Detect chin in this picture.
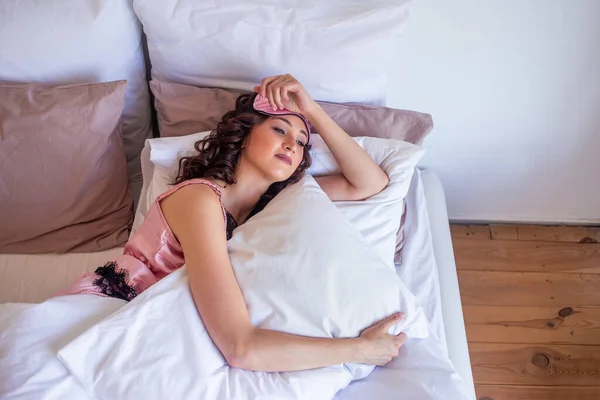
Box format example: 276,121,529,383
260,161,296,183
262,168,294,183
271,172,294,183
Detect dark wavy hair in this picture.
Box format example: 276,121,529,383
173,92,312,220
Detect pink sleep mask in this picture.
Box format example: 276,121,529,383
253,94,311,143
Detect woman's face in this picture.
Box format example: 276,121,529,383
242,115,308,182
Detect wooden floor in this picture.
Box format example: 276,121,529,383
451,224,600,400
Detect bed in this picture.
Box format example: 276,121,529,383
0,169,476,400
0,0,476,397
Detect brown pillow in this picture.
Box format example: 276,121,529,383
0,81,133,254
149,80,433,144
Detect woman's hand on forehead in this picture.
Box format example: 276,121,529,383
253,74,318,116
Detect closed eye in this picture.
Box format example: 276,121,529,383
274,126,305,147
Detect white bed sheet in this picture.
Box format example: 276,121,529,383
0,170,475,400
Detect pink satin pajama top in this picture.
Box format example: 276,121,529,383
56,179,238,301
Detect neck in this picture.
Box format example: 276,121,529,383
219,162,272,224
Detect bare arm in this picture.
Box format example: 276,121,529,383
307,105,389,201
161,185,405,372
255,74,390,201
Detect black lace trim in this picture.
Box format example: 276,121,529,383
93,262,138,302
226,212,238,240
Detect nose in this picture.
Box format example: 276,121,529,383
283,137,296,152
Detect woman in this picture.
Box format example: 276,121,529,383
59,74,407,372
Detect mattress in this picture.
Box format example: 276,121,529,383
0,169,475,399
421,169,475,398
0,247,124,303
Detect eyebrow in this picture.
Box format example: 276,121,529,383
273,117,308,139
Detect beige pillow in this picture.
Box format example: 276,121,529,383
149,80,433,144
0,81,133,254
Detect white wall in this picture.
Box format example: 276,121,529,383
387,0,600,224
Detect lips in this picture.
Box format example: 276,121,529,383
275,154,292,165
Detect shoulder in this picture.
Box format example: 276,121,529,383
160,182,227,243
165,182,223,208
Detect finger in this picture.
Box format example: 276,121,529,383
266,76,286,110
260,76,279,94
380,312,404,330
267,83,277,110
287,83,306,108
279,83,290,102
286,82,302,95
396,332,408,345
283,82,303,103
278,87,287,110
282,74,303,95
260,76,279,100
278,83,290,110
284,73,299,90
253,85,261,93
277,84,289,106
270,76,289,110
272,84,284,110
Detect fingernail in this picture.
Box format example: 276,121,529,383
272,105,277,111
397,312,405,318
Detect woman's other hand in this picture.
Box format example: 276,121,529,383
254,74,318,115
356,312,407,366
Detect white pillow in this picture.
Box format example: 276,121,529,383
58,175,428,400
0,0,152,196
133,0,415,105
308,134,425,267
132,131,425,268
131,132,211,234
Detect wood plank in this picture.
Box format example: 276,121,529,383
517,225,600,243
490,224,518,240
475,384,600,400
463,305,600,345
451,224,491,240
453,238,600,274
469,343,600,386
457,271,600,307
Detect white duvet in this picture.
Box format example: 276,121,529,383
0,173,471,400
0,295,125,400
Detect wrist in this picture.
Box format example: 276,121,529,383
347,337,366,364
302,101,323,120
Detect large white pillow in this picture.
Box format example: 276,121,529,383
0,0,152,201
132,132,425,267
308,134,425,267
58,175,428,400
133,0,415,105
